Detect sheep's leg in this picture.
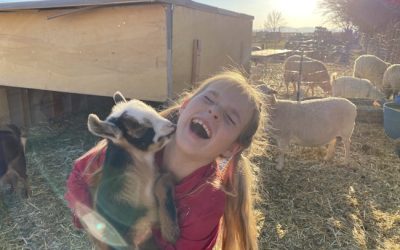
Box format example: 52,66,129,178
324,138,337,161
343,137,351,164
276,140,289,170
154,173,180,243
292,81,297,95
285,82,290,95
305,85,310,96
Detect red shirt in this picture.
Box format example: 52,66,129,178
64,146,226,250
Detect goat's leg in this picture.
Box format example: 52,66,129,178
3,170,18,194
21,177,31,198
154,173,180,243
7,155,30,197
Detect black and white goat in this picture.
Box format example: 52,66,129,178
84,92,179,249
0,124,30,198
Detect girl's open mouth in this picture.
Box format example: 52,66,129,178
190,119,211,139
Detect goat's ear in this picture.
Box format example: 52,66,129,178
87,114,121,140
113,91,127,104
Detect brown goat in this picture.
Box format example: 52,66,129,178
0,124,30,198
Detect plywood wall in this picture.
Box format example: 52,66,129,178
0,4,168,101
171,6,253,96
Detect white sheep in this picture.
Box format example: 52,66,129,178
283,55,331,96
266,96,357,170
382,64,400,98
331,73,386,101
353,54,390,89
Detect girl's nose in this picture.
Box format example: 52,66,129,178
208,109,219,119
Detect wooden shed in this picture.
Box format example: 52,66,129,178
0,0,253,125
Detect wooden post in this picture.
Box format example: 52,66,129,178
21,89,32,127
191,39,201,85
297,50,304,102
0,87,11,124
52,92,64,118
6,88,25,127
64,93,73,114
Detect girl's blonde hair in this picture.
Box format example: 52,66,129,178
161,69,267,250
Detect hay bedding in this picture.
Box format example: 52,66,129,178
253,61,399,249
0,114,98,250
0,62,398,249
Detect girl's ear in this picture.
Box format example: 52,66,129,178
221,142,242,159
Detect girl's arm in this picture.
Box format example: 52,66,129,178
153,188,225,250
64,148,105,229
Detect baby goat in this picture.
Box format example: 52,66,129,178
0,124,30,198
84,92,179,249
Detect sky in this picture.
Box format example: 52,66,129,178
196,0,327,30
0,0,328,30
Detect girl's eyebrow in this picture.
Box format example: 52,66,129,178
208,90,219,97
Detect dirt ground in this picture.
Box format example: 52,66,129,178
0,61,399,250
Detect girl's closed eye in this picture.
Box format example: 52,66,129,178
204,95,215,104
223,112,236,125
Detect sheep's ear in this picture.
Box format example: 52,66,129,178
271,94,277,105
87,114,121,140
113,91,127,104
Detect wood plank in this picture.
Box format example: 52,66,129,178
0,4,168,101
172,6,252,96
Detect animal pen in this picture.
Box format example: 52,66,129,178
0,0,253,127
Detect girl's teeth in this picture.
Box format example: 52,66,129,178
193,119,210,137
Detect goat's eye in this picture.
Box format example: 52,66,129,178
128,127,148,138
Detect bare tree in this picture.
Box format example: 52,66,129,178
264,10,286,32
319,0,400,34
319,0,354,32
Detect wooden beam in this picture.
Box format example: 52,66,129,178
191,39,201,85
0,87,11,124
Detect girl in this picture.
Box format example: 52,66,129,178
65,69,267,250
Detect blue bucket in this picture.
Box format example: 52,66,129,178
383,102,400,139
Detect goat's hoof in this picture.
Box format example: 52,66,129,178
161,225,180,244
